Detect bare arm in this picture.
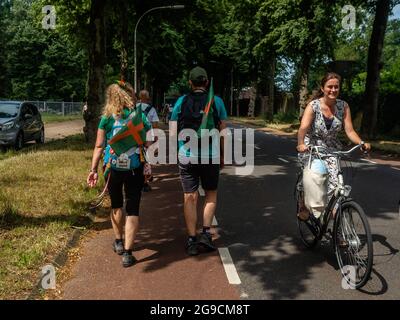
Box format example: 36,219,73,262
297,103,314,152
87,129,106,187
151,121,159,129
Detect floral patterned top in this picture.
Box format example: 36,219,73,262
304,98,346,151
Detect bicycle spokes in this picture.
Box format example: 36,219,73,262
335,203,373,289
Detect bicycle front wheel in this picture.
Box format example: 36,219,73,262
333,200,373,289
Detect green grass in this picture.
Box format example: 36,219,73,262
41,112,82,124
0,134,102,299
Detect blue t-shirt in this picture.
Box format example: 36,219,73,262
170,94,228,160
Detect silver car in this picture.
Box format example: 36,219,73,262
0,101,45,150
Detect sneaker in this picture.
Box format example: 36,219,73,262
122,251,136,268
113,241,124,255
143,183,152,192
185,238,199,256
198,232,216,251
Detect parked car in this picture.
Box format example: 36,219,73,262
0,101,45,150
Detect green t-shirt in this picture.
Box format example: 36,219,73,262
98,107,151,141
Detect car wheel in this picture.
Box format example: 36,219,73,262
36,128,45,144
14,132,24,150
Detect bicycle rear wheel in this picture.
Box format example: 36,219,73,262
333,200,373,289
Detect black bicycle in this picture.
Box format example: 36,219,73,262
295,143,373,289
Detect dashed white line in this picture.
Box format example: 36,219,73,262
393,167,400,171
218,248,241,285
360,159,377,164
212,216,218,226
198,185,205,196
278,157,289,163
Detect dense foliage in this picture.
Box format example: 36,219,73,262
0,0,399,138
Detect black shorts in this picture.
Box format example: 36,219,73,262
107,168,144,216
178,162,220,193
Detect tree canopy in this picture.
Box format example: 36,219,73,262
1,0,399,139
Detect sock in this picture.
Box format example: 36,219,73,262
115,239,123,244
202,226,211,234
124,249,132,255
189,236,197,242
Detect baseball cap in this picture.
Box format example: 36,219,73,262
189,66,208,81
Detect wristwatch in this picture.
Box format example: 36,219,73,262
89,169,97,174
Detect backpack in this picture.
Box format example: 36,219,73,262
140,103,153,117
177,91,221,133
103,113,142,175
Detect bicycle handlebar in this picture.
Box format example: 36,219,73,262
307,142,365,158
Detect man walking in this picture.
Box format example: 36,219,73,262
137,90,159,129
170,66,227,256
137,90,159,192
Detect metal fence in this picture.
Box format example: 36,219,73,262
26,101,84,115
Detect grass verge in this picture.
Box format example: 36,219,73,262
41,113,82,124
0,134,103,299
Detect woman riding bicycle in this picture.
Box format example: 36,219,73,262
297,72,371,221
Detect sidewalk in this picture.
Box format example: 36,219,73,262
45,119,84,142
61,163,240,300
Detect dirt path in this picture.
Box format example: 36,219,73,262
45,119,84,142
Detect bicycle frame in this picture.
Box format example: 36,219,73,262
301,144,363,240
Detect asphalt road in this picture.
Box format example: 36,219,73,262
217,123,400,299
59,120,399,300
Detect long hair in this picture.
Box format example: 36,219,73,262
307,72,342,104
102,83,136,118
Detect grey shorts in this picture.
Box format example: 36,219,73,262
178,162,220,193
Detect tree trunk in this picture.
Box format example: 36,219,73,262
236,78,240,117
119,0,128,82
298,54,310,118
361,0,391,139
83,0,106,144
264,57,275,121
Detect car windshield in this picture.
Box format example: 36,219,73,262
0,103,19,118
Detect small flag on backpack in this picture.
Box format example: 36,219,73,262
108,106,146,156
197,77,215,138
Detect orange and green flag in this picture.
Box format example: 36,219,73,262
197,78,215,137
108,107,146,156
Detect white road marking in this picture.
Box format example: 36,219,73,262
393,167,400,171
240,292,249,299
278,157,289,163
212,216,218,226
218,248,241,285
254,146,261,150
360,158,377,164
198,185,205,196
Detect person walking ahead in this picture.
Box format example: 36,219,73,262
87,82,151,267
137,90,159,192
170,66,228,256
